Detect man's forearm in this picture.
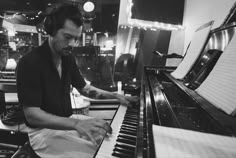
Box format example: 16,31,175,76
81,84,139,106
24,107,77,130
81,84,122,99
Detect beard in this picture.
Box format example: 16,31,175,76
61,46,73,56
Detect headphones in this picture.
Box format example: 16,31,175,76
43,9,57,36
43,5,83,36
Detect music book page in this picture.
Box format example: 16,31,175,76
171,21,213,79
196,33,236,116
153,125,236,158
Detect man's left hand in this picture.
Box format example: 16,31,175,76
116,94,139,107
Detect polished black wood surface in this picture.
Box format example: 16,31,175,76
184,23,236,89
144,66,236,136
138,65,236,158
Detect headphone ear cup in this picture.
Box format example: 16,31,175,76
44,15,54,35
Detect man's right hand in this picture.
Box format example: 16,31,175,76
74,118,112,146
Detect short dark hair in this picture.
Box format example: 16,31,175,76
44,4,83,35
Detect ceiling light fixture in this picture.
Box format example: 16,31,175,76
83,1,95,13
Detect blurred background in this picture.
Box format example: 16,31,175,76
0,0,186,92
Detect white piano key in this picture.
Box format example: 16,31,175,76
95,105,127,158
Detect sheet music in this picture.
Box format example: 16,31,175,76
153,125,236,158
171,21,213,79
196,33,236,116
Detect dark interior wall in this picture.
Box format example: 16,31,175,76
135,29,159,79
131,0,185,25
93,4,119,33
135,29,171,79
0,13,3,26
151,30,171,66
140,30,160,66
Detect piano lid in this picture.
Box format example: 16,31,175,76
221,1,236,26
183,22,236,89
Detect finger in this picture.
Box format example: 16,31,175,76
122,100,130,106
91,126,106,136
103,122,112,134
81,135,89,140
86,131,98,146
93,119,112,133
130,97,139,103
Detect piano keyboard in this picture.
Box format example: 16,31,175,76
95,105,139,158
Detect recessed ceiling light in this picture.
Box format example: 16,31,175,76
83,1,95,13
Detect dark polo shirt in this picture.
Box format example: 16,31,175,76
16,41,86,127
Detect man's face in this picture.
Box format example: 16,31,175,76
51,19,82,56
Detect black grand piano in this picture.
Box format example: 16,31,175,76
1,6,236,158
0,21,235,158
94,20,236,158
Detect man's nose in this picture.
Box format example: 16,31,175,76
68,38,78,47
68,39,76,47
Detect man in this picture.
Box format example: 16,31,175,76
16,4,138,158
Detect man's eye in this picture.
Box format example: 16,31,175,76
65,37,71,40
64,35,73,40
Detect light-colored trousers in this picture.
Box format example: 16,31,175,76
27,114,99,158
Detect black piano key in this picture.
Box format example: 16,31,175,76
119,133,137,139
125,113,138,117
115,143,135,151
124,118,138,122
116,137,136,146
118,134,136,142
120,125,137,131
123,118,138,123
113,147,135,155
120,127,137,134
124,117,138,120
124,117,138,121
121,124,137,129
112,150,134,158
127,108,139,113
126,111,138,114
121,125,137,130
124,115,138,119
119,129,137,136
122,121,138,126
125,114,138,118
120,126,137,133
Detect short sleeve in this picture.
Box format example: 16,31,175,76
16,59,42,107
70,56,86,89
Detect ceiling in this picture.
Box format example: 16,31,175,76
0,0,120,33
0,0,61,14
0,0,119,14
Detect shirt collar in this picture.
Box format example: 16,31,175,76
40,40,56,67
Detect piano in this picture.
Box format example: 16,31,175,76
1,10,236,158
94,23,236,158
